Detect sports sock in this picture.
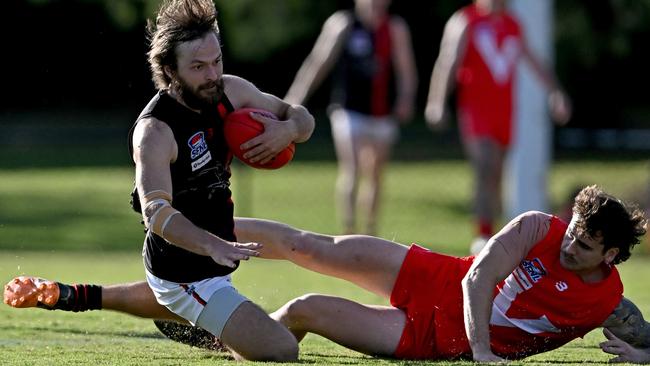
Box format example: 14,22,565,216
478,220,493,238
47,283,103,312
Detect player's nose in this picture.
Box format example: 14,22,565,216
205,64,220,81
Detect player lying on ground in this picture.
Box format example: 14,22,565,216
5,185,650,362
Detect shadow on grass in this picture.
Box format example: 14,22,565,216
0,323,164,340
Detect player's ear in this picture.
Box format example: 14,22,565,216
604,247,619,265
164,66,175,82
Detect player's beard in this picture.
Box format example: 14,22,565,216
175,77,224,112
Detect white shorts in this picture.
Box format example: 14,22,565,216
145,270,248,338
329,108,399,145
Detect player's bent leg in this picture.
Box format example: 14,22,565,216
331,108,361,234
236,218,408,298
218,301,298,361
272,293,405,357
358,136,393,236
147,271,296,361
465,137,505,253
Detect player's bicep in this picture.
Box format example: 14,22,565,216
132,119,175,199
478,211,552,280
310,11,350,65
438,11,469,67
603,297,650,348
469,241,518,284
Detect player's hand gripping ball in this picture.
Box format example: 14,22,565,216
224,108,295,169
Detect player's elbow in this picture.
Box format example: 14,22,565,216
462,269,481,293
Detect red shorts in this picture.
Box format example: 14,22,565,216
458,107,512,147
390,245,473,359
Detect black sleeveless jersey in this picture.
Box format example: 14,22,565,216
331,13,395,116
129,90,237,283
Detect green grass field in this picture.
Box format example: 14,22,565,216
1,159,649,365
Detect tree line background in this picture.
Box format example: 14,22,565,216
4,0,650,129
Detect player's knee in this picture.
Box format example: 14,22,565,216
282,293,323,326
248,336,298,362
238,342,298,362
271,339,299,362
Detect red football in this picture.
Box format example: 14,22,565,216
224,108,295,169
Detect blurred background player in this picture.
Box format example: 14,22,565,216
285,0,417,235
425,0,571,253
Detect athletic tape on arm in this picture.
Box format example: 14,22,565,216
141,190,180,237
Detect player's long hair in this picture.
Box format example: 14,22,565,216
147,0,220,90
572,185,647,264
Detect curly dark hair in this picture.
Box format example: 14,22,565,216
147,0,220,90
572,185,647,264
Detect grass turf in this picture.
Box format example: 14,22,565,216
1,160,648,255
1,159,649,364
0,252,649,365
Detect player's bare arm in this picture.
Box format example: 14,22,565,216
425,10,469,128
602,297,650,349
520,39,572,125
132,117,261,268
389,16,418,122
284,10,352,105
462,211,552,362
224,75,315,164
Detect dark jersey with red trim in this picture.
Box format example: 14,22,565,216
129,90,236,283
331,13,394,117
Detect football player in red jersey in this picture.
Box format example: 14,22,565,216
425,0,571,253
6,186,648,362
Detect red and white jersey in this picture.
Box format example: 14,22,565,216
455,5,523,144
489,217,623,358
433,217,623,359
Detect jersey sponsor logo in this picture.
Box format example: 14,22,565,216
492,259,560,334
473,22,520,85
188,131,209,160
191,151,212,172
521,258,547,283
555,281,568,292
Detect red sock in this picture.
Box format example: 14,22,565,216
478,220,493,238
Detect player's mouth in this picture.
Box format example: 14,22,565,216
561,251,576,265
